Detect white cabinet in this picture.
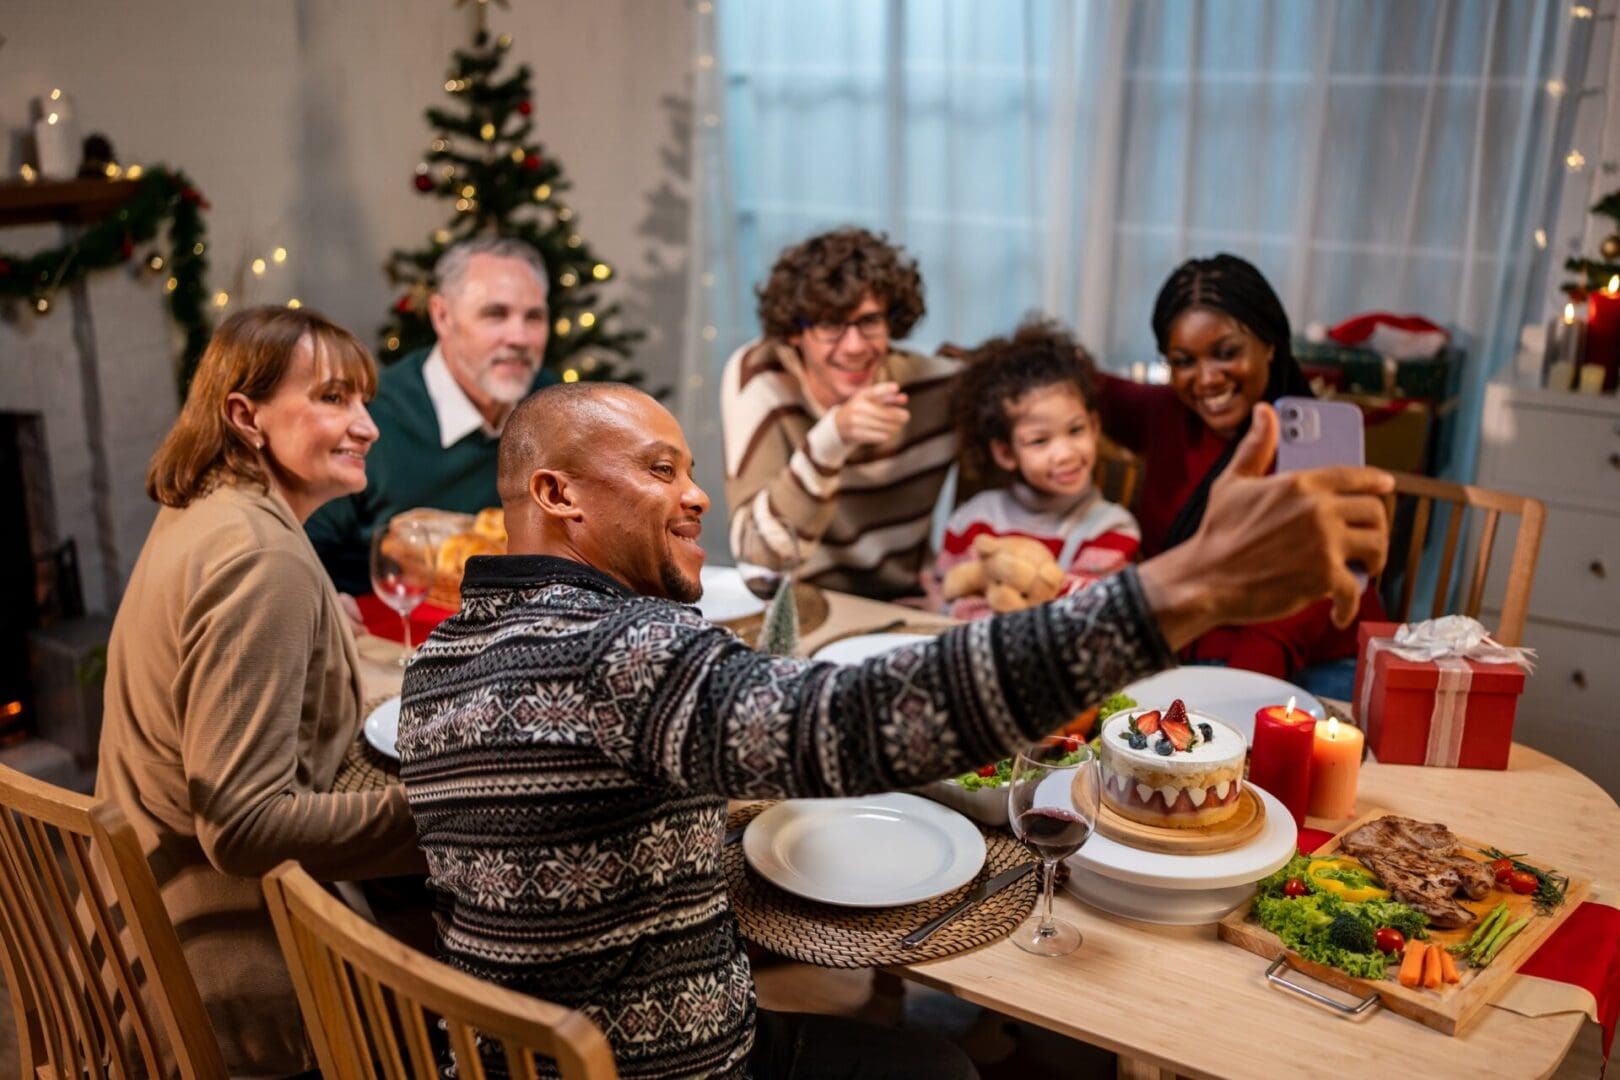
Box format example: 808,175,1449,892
1476,380,1620,799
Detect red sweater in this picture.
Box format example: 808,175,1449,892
1096,374,1381,678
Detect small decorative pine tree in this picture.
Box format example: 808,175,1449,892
756,578,800,656
379,27,645,385
1563,189,1620,299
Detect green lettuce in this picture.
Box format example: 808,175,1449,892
1251,858,1429,981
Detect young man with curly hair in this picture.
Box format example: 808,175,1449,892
719,227,960,600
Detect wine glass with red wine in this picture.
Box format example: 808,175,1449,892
1007,735,1102,956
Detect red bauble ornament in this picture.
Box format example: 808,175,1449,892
517,100,533,116
413,173,435,193
179,187,210,209
121,237,134,261
394,295,413,314
523,154,542,172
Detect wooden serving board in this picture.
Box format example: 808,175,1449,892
1097,784,1265,855
1217,810,1590,1036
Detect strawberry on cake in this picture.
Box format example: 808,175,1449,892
1099,699,1246,828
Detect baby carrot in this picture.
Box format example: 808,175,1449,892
1399,941,1426,988
1438,946,1460,984
1422,942,1443,989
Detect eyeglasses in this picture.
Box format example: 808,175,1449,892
800,312,889,345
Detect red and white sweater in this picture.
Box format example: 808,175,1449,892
935,484,1141,618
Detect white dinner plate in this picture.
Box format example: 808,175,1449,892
743,792,986,907
810,632,936,665
1119,667,1323,742
363,696,401,760
696,565,767,623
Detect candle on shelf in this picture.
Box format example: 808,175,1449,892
1249,696,1316,829
1583,277,1620,393
1307,716,1364,821
1579,363,1607,395
1547,302,1584,390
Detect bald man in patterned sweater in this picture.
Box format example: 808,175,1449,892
399,383,1392,1079
721,228,959,601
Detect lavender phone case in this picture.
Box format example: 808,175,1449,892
1274,397,1365,471
1274,396,1368,585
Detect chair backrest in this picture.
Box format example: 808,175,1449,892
1094,436,1141,512
263,861,618,1080
1379,471,1546,646
0,762,225,1079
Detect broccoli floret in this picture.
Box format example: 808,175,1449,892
1326,911,1376,953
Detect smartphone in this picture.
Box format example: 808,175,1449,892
1274,396,1368,586
1274,397,1364,471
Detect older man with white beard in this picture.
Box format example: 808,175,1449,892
307,238,556,593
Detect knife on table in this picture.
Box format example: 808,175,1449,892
900,863,1036,947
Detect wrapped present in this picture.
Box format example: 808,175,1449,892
1292,339,1462,400
1353,617,1533,769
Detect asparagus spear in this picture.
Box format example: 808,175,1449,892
1471,910,1521,965
1457,903,1509,956
1479,917,1531,967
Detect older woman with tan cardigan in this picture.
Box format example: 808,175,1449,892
96,307,425,1078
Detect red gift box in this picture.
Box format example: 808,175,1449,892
1353,621,1526,769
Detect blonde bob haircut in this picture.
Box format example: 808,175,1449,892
146,306,377,508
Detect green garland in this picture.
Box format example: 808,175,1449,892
0,167,212,397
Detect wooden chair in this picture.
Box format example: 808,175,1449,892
1378,471,1546,646
0,763,226,1079
263,861,617,1080
1094,436,1142,511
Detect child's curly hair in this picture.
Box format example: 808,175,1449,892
952,318,1098,488
755,227,926,340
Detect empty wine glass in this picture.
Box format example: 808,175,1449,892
369,517,435,665
734,512,803,602
1007,736,1102,956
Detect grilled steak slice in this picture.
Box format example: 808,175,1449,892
1341,816,1461,860
1356,851,1476,928
1453,859,1496,900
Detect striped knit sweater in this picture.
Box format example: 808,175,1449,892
397,554,1173,1079
720,338,959,600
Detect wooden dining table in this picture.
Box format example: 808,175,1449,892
357,586,1618,1079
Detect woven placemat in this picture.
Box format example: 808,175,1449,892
718,583,831,647
332,696,401,793
723,802,1039,968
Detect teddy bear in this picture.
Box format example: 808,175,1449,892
940,534,1066,614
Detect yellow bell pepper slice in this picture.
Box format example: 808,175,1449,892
1306,857,1391,903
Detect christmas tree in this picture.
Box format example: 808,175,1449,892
378,27,644,385
1562,188,1620,299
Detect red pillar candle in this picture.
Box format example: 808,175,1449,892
1584,279,1620,393
1249,699,1316,829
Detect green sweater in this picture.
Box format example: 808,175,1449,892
306,347,556,593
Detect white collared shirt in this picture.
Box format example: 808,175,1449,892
422,345,502,448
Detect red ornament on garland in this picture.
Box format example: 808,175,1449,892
394,295,414,314
179,187,210,209
413,173,435,193
517,100,533,116
121,237,135,261
523,154,542,172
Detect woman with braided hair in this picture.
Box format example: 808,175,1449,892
1096,252,1382,679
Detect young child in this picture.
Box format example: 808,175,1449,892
934,320,1140,619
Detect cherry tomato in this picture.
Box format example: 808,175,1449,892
1373,927,1406,955
1283,877,1308,898
1494,865,1518,886
1508,869,1539,896
976,764,996,778
1490,858,1515,875
1062,735,1082,753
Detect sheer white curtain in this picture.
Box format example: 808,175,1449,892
680,0,1592,533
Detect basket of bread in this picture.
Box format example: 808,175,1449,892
387,507,506,609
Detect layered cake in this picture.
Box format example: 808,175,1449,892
1099,699,1246,828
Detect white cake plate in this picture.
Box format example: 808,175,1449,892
1063,784,1297,925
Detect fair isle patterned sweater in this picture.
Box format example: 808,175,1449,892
398,555,1174,1079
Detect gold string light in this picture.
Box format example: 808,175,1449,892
251,258,267,276
562,369,580,383
287,298,303,309
532,183,551,201
125,164,143,180
578,312,596,328
592,263,611,281
164,277,178,293
554,317,572,335
558,270,578,288
19,163,36,183
480,122,496,141
212,291,230,308
272,247,288,264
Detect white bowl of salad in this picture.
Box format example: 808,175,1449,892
918,693,1136,827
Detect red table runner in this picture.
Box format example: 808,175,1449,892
1298,827,1618,1062
355,592,455,645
